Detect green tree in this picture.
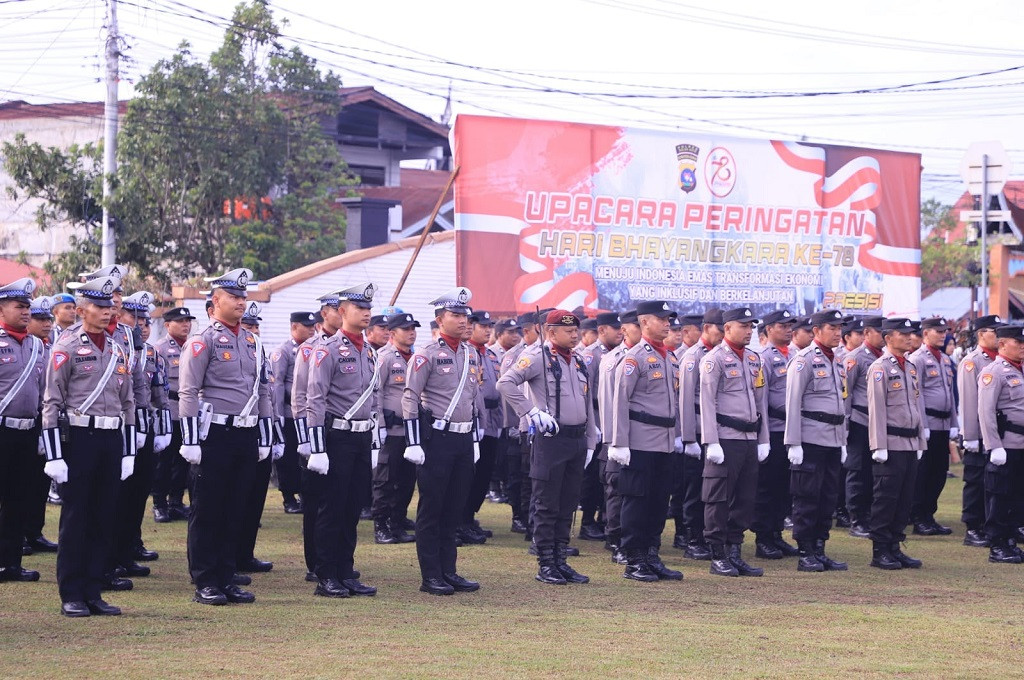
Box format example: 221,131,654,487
919,200,980,291
2,1,353,288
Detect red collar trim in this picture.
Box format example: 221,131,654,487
342,329,365,352
440,333,461,353
643,336,667,359
724,338,746,360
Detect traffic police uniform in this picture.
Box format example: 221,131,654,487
957,315,1002,546
402,287,481,595
908,316,958,535
0,279,46,583
271,311,318,513
784,309,849,572
699,307,769,577
752,309,798,560
498,310,598,585
842,315,884,534
21,294,56,556
178,268,273,605
977,324,1024,563
152,306,196,521
866,318,926,570
42,276,137,616
305,284,379,598
371,313,420,544
608,301,684,582
462,310,502,543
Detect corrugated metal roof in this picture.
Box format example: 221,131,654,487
919,286,973,320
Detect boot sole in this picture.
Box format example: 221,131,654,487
623,574,659,582
536,576,567,585
869,561,902,570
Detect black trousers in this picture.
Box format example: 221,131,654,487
56,427,121,603
187,424,257,590
491,432,508,488
275,417,302,500
463,435,499,523
531,433,586,547
603,460,622,541
313,430,371,582
789,443,842,542
984,449,1024,543
752,430,790,537
0,427,37,568
869,451,918,544
961,450,987,531
153,421,190,506
911,429,950,523
236,454,271,566
22,425,49,542
113,431,156,567
703,439,758,546
844,421,872,525
415,430,473,581
668,451,704,537
300,460,319,573
521,436,534,528
371,432,416,525
505,431,527,522
618,449,672,552
579,442,604,526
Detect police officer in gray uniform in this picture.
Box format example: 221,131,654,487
271,311,318,514
498,309,598,585
21,294,57,556
977,324,1024,564
152,306,196,522
305,283,379,599
866,317,925,570
842,315,885,538
784,309,849,572
957,314,1003,547
608,301,684,583
42,276,137,616
908,316,957,536
461,310,502,544
700,306,770,577
0,279,47,583
178,268,273,606
753,309,799,560
402,287,481,596
499,312,541,537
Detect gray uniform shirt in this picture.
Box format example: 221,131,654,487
271,338,300,420
582,341,610,425
177,320,272,420
909,345,958,431
402,337,480,424
957,347,997,443
784,343,849,448
760,343,790,432
0,328,45,419
699,342,769,445
978,355,1024,451
597,342,630,439
306,332,377,428
377,342,412,436
142,343,170,411
43,329,135,428
610,340,681,452
679,340,714,443
499,339,538,430
844,344,883,427
152,335,184,421
866,351,926,452
290,333,329,420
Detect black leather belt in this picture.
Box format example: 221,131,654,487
628,410,676,428
554,423,588,438
168,390,179,401
887,425,919,438
768,406,786,420
853,404,868,415
716,413,762,433
801,410,845,426
925,407,951,419
694,404,701,414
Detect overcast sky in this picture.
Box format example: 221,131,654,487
2,0,1021,205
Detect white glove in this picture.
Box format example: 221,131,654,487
120,455,135,481
923,428,931,441
153,433,172,453
673,436,685,454
949,427,959,440
916,450,923,460
964,440,979,453
585,449,594,467
297,442,311,458
840,445,848,465
271,443,285,461
404,444,426,465
307,452,330,475
371,448,379,469
257,446,271,462
595,428,602,444
473,441,481,464
872,449,888,463
371,426,382,450
757,443,770,463
526,407,559,435
180,445,202,465
683,442,701,458
44,459,68,484
607,445,631,466
378,427,388,444
135,431,147,449
37,436,46,457
990,447,1007,466
788,445,804,466
706,443,725,465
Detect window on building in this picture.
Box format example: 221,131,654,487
347,165,386,187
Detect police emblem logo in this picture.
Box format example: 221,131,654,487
363,284,374,299
314,348,329,366
414,355,428,371
675,143,699,193
517,357,531,369
584,354,593,365
101,280,114,295
982,373,994,386
271,351,281,362
794,361,805,372
728,369,739,377
237,271,249,287
222,352,232,361
624,358,638,376
301,347,313,360
651,370,664,379
873,371,883,382
685,360,695,372
702,360,715,372
191,341,206,357
891,381,902,389
816,370,827,378
457,288,470,304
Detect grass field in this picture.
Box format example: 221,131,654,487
2,465,1023,679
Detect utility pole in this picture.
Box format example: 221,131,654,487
101,0,119,267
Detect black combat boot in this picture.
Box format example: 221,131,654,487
796,540,824,572
646,546,683,580
772,531,800,557
726,544,763,577
623,549,658,582
755,533,783,560
374,518,397,545
890,542,922,569
988,541,1023,564
555,543,589,584
963,528,989,548
536,545,567,584
815,539,848,571
684,529,712,561
869,541,901,570
709,543,738,577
